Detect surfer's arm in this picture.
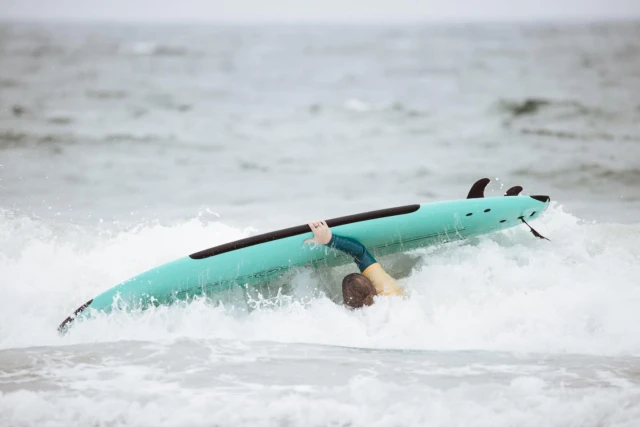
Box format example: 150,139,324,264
305,221,402,296
326,234,375,272
327,235,403,296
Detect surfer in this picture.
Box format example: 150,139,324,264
304,220,403,308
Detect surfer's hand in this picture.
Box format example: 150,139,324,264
304,220,332,245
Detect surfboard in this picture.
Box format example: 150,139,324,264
59,179,550,331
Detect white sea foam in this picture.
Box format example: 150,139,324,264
2,374,638,427
1,205,639,357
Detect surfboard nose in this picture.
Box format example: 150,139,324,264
58,299,93,333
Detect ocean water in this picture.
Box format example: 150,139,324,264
1,21,640,426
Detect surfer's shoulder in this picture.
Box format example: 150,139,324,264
362,263,403,296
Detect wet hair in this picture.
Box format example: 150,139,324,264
342,273,377,308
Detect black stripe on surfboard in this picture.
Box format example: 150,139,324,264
189,204,421,260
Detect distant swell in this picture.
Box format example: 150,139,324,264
520,128,640,142
498,98,610,119
513,163,640,187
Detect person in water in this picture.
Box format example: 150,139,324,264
304,220,403,308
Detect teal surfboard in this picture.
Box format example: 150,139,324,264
59,182,550,331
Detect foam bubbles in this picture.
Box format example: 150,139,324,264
1,205,639,356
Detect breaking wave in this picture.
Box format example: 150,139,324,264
1,205,639,356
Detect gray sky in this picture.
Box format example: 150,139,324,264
1,0,639,22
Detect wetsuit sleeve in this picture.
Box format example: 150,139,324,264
327,234,376,272
327,234,403,296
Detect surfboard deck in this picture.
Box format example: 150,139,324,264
59,188,550,331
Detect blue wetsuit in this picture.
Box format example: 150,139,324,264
327,235,376,272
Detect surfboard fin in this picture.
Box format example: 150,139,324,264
519,217,550,241
505,186,523,196
467,178,490,199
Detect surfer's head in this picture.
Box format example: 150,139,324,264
342,273,377,308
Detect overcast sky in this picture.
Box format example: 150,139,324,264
1,0,639,22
